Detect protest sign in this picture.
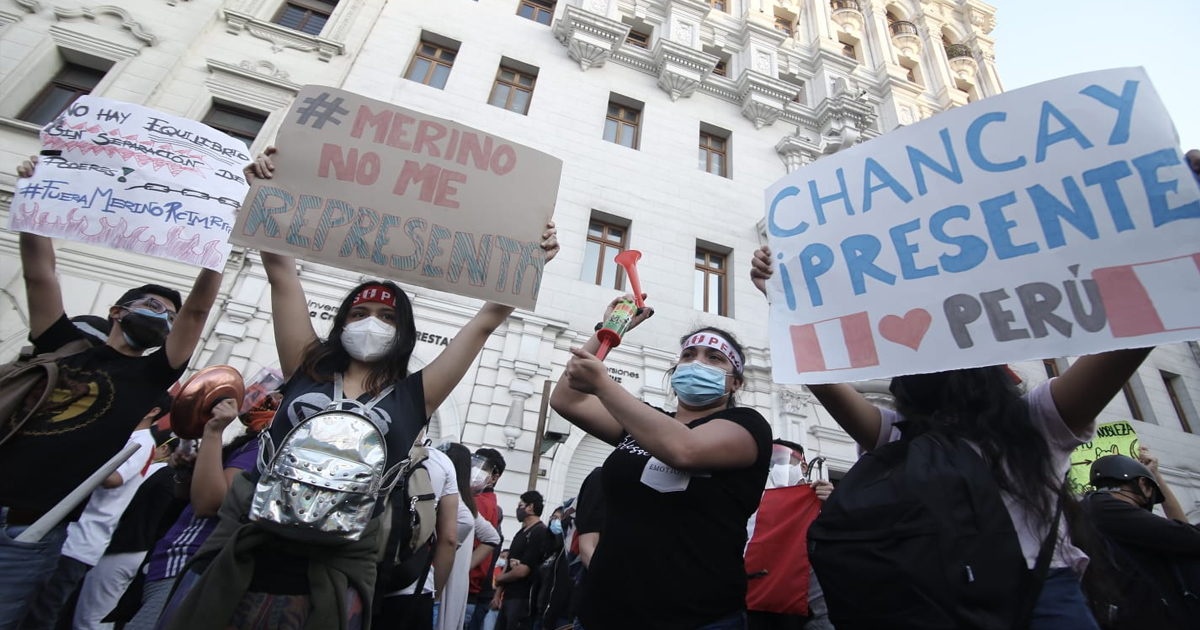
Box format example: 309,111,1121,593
765,68,1200,384
1067,420,1139,494
230,85,563,310
11,96,251,271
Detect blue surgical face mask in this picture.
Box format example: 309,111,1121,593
549,519,563,536
671,362,729,407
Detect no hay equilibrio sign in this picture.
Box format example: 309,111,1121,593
765,68,1200,384
11,96,251,271
231,85,563,310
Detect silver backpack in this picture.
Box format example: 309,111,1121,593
249,375,404,543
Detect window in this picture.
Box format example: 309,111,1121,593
699,130,728,177
405,41,457,89
603,101,640,149
1122,382,1144,422
1042,359,1060,379
489,66,536,115
581,218,627,289
695,248,728,316
273,0,336,36
202,104,267,148
710,0,728,11
774,16,793,37
841,41,857,61
517,0,555,25
19,63,106,126
713,59,728,77
1162,371,1194,433
626,29,650,49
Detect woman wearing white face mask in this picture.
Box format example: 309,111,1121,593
154,148,559,630
551,297,772,630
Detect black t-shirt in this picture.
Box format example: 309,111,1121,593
504,520,548,600
1084,492,1200,628
106,465,186,554
268,369,427,472
0,315,184,516
580,406,772,630
574,467,606,536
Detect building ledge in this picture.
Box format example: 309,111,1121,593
553,4,631,72
653,39,718,101
223,10,345,62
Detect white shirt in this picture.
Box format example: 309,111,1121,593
394,447,459,596
62,429,158,565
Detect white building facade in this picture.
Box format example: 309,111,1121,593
2,0,1199,532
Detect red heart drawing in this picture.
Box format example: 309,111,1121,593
878,309,932,351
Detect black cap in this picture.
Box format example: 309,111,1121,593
1090,455,1164,504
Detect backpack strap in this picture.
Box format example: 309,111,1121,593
1015,492,1064,630
0,338,94,447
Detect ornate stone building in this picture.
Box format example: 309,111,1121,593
2,0,1198,530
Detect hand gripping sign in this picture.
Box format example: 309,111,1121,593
764,68,1200,384
230,85,563,310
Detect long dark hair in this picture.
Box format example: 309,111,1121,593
445,443,478,517
297,280,417,396
668,326,747,409
890,366,1061,527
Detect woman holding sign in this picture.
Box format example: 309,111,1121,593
157,147,559,630
751,245,1150,630
551,299,772,630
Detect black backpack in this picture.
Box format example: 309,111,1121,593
807,431,1060,630
376,446,438,593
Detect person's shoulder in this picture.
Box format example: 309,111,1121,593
709,406,771,434
423,447,454,473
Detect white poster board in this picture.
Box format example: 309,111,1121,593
765,68,1200,384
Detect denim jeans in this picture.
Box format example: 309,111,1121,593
695,610,747,630
20,554,91,630
0,509,69,630
1029,568,1101,630
467,602,499,630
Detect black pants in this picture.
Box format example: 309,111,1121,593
500,598,532,630
376,592,433,630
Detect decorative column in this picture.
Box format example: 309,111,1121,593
503,379,533,450
206,250,263,369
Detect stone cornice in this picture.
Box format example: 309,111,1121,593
53,4,156,46
49,24,142,60
206,59,302,95
653,38,718,101
223,9,345,61
554,3,631,71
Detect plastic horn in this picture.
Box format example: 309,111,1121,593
14,441,141,543
614,250,645,308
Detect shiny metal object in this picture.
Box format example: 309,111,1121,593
249,409,400,542
170,365,245,439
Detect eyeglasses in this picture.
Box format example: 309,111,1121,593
126,297,177,323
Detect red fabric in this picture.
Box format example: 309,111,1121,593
744,485,823,616
351,285,398,308
469,491,500,595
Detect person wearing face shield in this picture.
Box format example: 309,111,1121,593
467,448,506,630
150,148,559,630
2,157,225,629
1083,448,1200,629
551,295,773,630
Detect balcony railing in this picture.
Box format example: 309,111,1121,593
944,43,972,59
831,0,861,12
889,21,918,37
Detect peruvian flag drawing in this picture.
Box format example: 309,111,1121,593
744,484,824,616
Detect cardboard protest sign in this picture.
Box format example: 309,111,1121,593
765,68,1200,384
230,85,563,310
1067,420,1139,495
11,96,251,271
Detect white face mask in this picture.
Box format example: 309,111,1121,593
340,317,396,362
768,463,806,488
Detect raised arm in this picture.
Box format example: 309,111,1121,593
549,294,652,446
190,398,241,518
421,222,559,417
751,245,883,451
1050,348,1152,436
243,148,317,378
17,157,65,338
164,268,222,370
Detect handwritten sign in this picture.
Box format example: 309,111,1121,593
1068,420,1139,494
230,85,563,310
11,96,251,271
765,68,1200,384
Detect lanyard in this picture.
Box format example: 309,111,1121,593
331,373,395,414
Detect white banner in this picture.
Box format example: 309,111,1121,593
10,96,252,271
765,68,1200,384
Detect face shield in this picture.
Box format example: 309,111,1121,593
768,444,805,488
470,454,496,493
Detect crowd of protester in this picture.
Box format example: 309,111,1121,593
1,149,1198,630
